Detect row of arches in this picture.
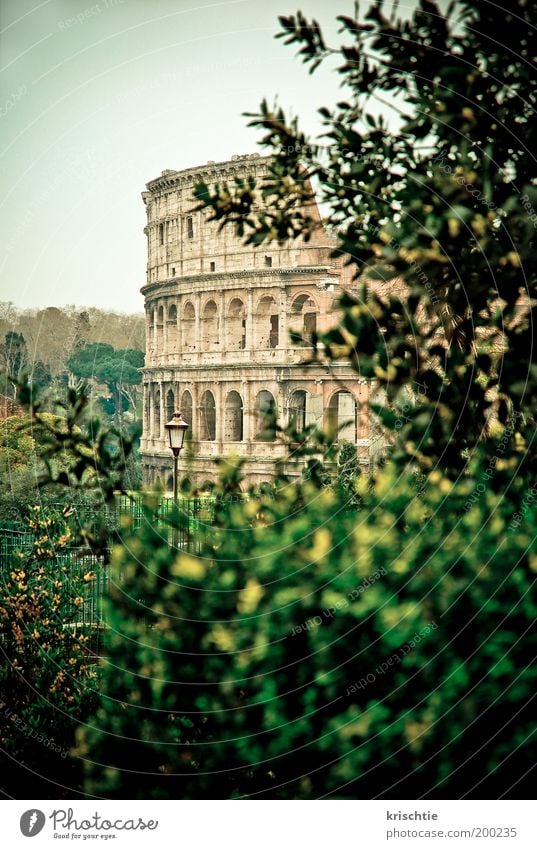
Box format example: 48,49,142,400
148,292,319,353
149,387,359,444
151,388,276,442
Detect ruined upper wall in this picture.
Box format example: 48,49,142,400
142,153,336,285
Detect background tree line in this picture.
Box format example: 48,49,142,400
0,303,144,519
0,302,144,389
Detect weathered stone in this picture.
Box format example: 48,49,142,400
140,154,373,490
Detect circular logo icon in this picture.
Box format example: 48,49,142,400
20,810,46,837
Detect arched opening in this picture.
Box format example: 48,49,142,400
181,390,193,439
166,388,175,422
291,293,318,346
255,390,276,441
202,299,219,350
183,301,195,352
289,389,307,432
226,298,246,350
224,390,243,441
154,389,161,437
257,296,279,348
326,390,358,442
166,474,174,492
199,390,216,441
167,303,178,351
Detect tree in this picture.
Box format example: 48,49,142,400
29,308,73,379
29,360,52,391
1,332,27,398
67,343,144,424
71,310,91,353
195,0,537,479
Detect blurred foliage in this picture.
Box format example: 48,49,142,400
1,386,138,797
0,506,98,797
0,415,36,474
336,440,362,506
8,380,137,556
77,459,537,798
0,411,81,522
0,387,139,524
195,0,537,479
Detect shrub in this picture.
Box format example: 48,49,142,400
0,507,98,797
77,461,537,798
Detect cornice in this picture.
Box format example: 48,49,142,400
144,154,272,195
140,266,338,298
141,362,370,383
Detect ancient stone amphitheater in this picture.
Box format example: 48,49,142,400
140,153,373,490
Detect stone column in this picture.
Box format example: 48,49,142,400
159,380,165,441
142,383,149,443
194,293,202,363
215,381,224,448
153,307,158,358
218,291,225,360
243,379,254,450
176,296,182,355
276,381,286,428
163,301,169,362
279,289,288,351
149,382,155,440
245,289,254,351
192,381,200,441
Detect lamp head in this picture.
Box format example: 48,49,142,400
165,410,189,455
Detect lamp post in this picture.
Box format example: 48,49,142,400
165,410,189,548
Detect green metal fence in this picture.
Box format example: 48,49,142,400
0,528,110,657
0,522,33,561
0,495,219,654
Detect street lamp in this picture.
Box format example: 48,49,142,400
165,410,189,547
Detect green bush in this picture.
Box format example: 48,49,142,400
77,460,537,798
0,507,98,797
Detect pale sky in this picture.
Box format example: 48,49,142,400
0,0,360,314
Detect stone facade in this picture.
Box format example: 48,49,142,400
140,153,373,490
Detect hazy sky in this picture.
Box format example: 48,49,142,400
0,0,357,314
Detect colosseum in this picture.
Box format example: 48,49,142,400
140,153,374,490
